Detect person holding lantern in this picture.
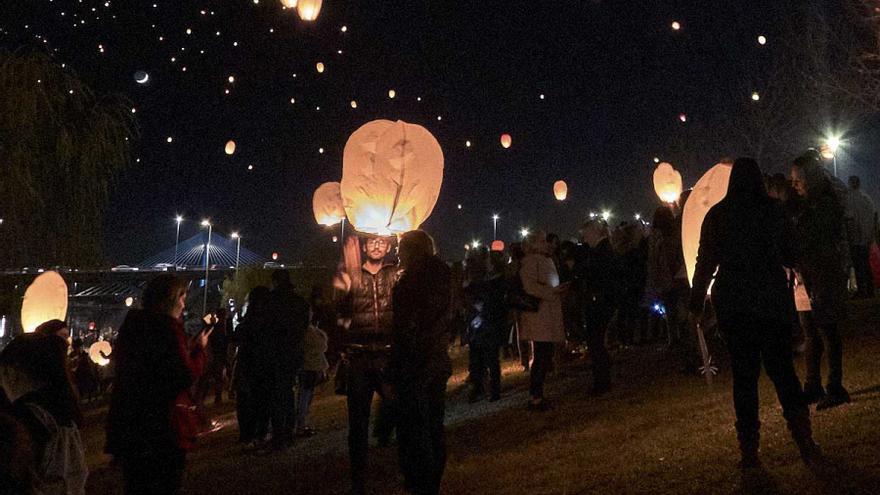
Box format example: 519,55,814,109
334,235,400,494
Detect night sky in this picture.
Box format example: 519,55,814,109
3,0,875,264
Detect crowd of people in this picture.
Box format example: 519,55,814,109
0,149,875,494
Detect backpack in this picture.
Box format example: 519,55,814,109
23,402,88,495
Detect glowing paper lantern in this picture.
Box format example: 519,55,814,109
653,162,683,203
350,100,358,109
20,271,68,334
500,133,512,149
553,180,568,201
296,0,322,21
388,89,396,99
89,341,112,367
682,162,732,285
280,0,298,8
312,182,346,226
316,62,325,73
491,240,505,252
225,140,236,155
340,120,444,235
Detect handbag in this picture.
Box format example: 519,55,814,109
171,391,200,451
506,259,541,312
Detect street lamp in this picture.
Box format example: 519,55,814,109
520,228,530,239
492,214,500,240
822,135,842,177
174,215,183,266
230,232,241,273
201,219,212,315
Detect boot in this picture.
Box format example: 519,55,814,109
816,385,850,411
736,428,761,470
787,411,823,466
802,381,825,405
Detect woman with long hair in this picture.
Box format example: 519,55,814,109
690,157,820,470
106,274,211,494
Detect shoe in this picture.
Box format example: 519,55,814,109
816,386,850,411
802,382,825,405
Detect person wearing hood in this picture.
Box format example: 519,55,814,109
690,157,820,471
577,220,616,395
790,151,851,410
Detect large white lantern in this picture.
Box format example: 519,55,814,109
682,162,732,285
20,271,68,334
89,341,113,366
340,120,444,235
296,0,322,21
312,181,346,226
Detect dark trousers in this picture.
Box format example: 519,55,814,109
850,244,874,298
722,313,809,446
802,312,844,390
296,370,319,429
529,341,555,399
271,373,296,446
346,353,391,490
120,449,185,495
468,342,501,396
235,377,269,443
396,379,447,495
585,306,612,389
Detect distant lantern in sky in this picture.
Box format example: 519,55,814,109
653,157,660,164
316,62,325,73
296,0,322,21
228,75,235,83
350,100,357,108
166,136,173,143
388,89,396,99
553,180,568,201
247,164,254,170
89,341,113,367
225,140,236,155
653,162,683,204
465,140,472,148
751,91,760,101
758,35,767,45
280,0,298,8
678,113,687,123
671,21,681,31
341,25,348,32
500,133,512,149
134,70,149,84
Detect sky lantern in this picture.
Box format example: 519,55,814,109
757,35,767,45
653,162,683,203
296,0,322,21
682,162,732,285
312,181,346,226
340,119,444,235
89,341,112,367
553,180,568,200
671,21,681,31
280,0,298,8
225,140,236,155
500,133,512,149
20,271,68,334
388,89,396,99
350,100,357,109
491,240,505,252
316,62,325,73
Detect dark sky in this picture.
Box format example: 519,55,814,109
3,0,873,264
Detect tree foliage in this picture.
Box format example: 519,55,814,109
0,49,137,268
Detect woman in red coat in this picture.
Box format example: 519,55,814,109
106,274,211,494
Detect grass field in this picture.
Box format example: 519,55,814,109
84,302,880,494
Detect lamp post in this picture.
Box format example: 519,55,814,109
492,214,499,240
201,219,212,315
823,135,841,178
174,215,183,266
231,232,241,273
520,227,530,239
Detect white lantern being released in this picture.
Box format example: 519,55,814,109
340,120,444,235
681,162,733,285
280,0,298,8
312,182,346,226
553,180,568,201
297,0,322,21
21,271,68,334
89,341,113,367
653,162,683,203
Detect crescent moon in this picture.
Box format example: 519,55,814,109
136,72,149,84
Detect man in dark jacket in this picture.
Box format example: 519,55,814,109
389,230,451,495
335,236,399,494
267,270,310,450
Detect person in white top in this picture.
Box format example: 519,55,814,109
846,175,877,298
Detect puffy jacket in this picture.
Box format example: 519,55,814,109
348,264,399,343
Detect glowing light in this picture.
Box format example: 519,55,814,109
176,215,184,224
679,113,687,123
472,240,481,248
465,140,471,148
634,213,642,221
601,211,612,222
341,25,347,32
751,91,760,101
653,157,660,164
20,271,68,333
520,228,530,238
201,219,211,227
228,75,235,83
166,136,173,143
312,182,345,226
225,140,236,155
653,162,683,203
757,35,767,45
671,21,681,31
290,97,296,104
316,62,325,73
500,133,512,149
281,0,298,8
350,100,358,108
388,89,396,99
89,341,112,366
540,94,545,99
247,164,254,170
553,180,568,201
457,204,462,210
124,297,134,307
231,232,239,239
134,71,149,84
296,0,322,21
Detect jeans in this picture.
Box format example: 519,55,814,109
120,449,185,495
396,378,448,495
346,352,391,490
720,312,808,443
271,372,296,447
802,311,844,390
468,342,501,396
296,370,319,429
529,342,555,399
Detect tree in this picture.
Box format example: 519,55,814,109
0,49,137,268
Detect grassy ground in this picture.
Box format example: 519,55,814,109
84,302,880,494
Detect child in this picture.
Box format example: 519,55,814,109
296,321,329,436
